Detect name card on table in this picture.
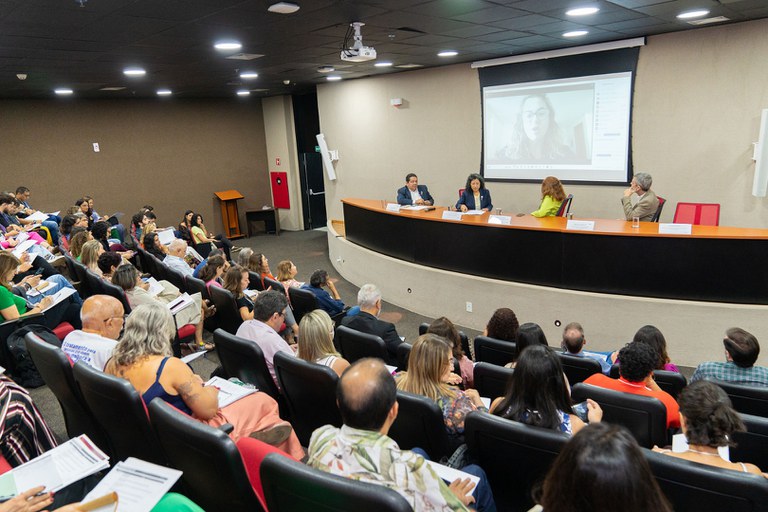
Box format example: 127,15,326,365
566,220,595,231
385,203,401,213
658,223,692,235
488,215,512,225
441,210,464,221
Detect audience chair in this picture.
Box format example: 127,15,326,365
287,287,318,325
388,390,451,461
650,196,666,222
73,361,169,466
473,336,516,367
134,247,153,275
673,202,721,226
25,333,112,456
608,365,688,399
555,194,574,217
732,413,768,471
262,276,283,294
83,270,132,314
147,399,266,511
464,411,568,512
192,242,213,259
162,265,187,293
248,271,265,292
65,255,91,297
208,285,243,334
712,380,768,417
0,314,45,375
473,362,514,401
571,383,668,448
556,352,602,385
335,325,388,363
396,342,412,371
184,275,215,332
644,448,768,512
417,322,471,361
273,351,341,446
260,452,412,512
213,329,281,401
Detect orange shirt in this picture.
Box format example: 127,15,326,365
583,373,680,429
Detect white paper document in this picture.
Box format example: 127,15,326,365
42,287,77,311
488,215,512,225
385,203,401,212
566,220,595,231
385,364,398,375
205,376,256,408
11,240,37,258
46,211,60,217
180,350,207,364
400,205,430,211
463,210,485,216
426,461,480,488
167,293,195,314
658,223,692,235
24,211,49,223
82,458,182,512
480,397,491,409
25,280,56,297
156,228,176,246
441,211,463,221
143,277,165,297
243,288,259,299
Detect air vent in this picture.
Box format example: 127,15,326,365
225,53,265,61
687,16,729,25
396,64,423,69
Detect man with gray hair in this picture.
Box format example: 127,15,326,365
621,172,659,222
340,284,402,366
164,239,193,276
561,322,612,374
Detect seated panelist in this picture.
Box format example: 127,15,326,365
456,173,493,212
396,173,433,206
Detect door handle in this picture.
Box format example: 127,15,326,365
309,189,326,196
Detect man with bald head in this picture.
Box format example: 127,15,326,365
61,295,123,370
308,359,496,511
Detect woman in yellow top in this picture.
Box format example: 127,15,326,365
531,176,566,217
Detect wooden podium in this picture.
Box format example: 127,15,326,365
214,190,245,240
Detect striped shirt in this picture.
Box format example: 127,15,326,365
0,376,57,466
691,361,768,387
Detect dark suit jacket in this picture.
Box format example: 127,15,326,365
456,189,493,211
341,311,402,365
397,185,434,206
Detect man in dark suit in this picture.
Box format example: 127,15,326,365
396,173,434,206
341,284,403,366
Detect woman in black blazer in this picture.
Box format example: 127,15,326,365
456,173,493,212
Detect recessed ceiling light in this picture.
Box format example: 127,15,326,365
54,88,73,95
437,50,458,57
326,76,342,81
123,67,146,77
157,89,172,96
215,41,242,51
236,90,250,96
396,64,423,69
239,71,259,79
317,65,335,73
677,9,710,19
566,7,599,16
268,2,300,14
563,30,589,37
374,61,393,67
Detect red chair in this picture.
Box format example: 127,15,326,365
673,202,720,226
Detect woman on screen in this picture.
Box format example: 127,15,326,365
531,176,566,217
498,94,574,163
456,173,493,212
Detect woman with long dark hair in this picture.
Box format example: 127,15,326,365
190,213,231,260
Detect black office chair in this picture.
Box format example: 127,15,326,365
208,285,243,334
25,333,112,456
609,364,688,399
163,265,187,293
713,380,768,417
147,399,265,511
0,314,46,375
185,275,215,332
288,287,318,325
273,351,341,446
248,271,264,292
645,447,768,512
556,352,602,385
388,390,451,461
464,411,568,512
335,325,388,363
65,254,91,297
418,322,471,360
473,336,516,367
556,194,573,217
213,329,281,401
396,342,412,371
260,452,411,512
732,413,768,470
193,242,213,259
473,362,514,401
651,196,666,222
262,276,283,293
96,275,132,314
571,383,668,448
73,361,169,466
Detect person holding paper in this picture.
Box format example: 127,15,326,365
106,303,304,458
396,173,434,206
621,172,659,222
530,176,566,217
456,173,493,212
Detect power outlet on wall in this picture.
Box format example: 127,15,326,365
466,302,472,313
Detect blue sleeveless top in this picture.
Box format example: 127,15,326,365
141,357,193,415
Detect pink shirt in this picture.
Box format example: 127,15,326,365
235,319,294,387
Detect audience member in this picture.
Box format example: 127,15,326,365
584,342,680,428
198,254,226,288
560,322,611,374
621,172,659,222
506,321,550,368
308,358,495,511
341,284,402,366
69,230,91,260
105,303,303,457
236,247,253,269
484,307,519,342
427,316,473,388
14,186,60,244
0,374,58,467
61,295,123,371
190,213,231,260
164,239,194,276
533,423,672,512
222,265,254,322
177,210,194,245
276,260,303,290
302,269,346,317
193,248,224,278
491,345,601,435
691,327,768,387
628,325,679,372
97,251,122,280
297,309,350,377
80,240,103,275
144,232,167,260
530,176,566,218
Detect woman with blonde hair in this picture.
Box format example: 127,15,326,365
105,302,304,458
69,230,91,260
222,265,254,322
531,176,566,217
396,334,487,447
80,239,104,276
276,260,302,290
297,310,349,376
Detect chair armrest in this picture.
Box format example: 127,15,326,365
218,423,234,435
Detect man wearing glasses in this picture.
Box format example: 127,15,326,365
61,295,123,371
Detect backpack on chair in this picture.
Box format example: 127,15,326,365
5,325,60,388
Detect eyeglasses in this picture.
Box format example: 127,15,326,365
523,108,550,121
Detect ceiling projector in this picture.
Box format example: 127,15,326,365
340,22,377,63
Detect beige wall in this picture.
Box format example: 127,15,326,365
318,18,768,228
0,99,270,234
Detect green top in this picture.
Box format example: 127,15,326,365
0,286,27,316
151,493,204,512
531,195,563,218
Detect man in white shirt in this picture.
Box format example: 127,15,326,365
61,295,123,370
235,290,295,387
164,239,193,276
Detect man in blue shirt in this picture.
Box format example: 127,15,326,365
561,322,612,374
301,269,346,316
